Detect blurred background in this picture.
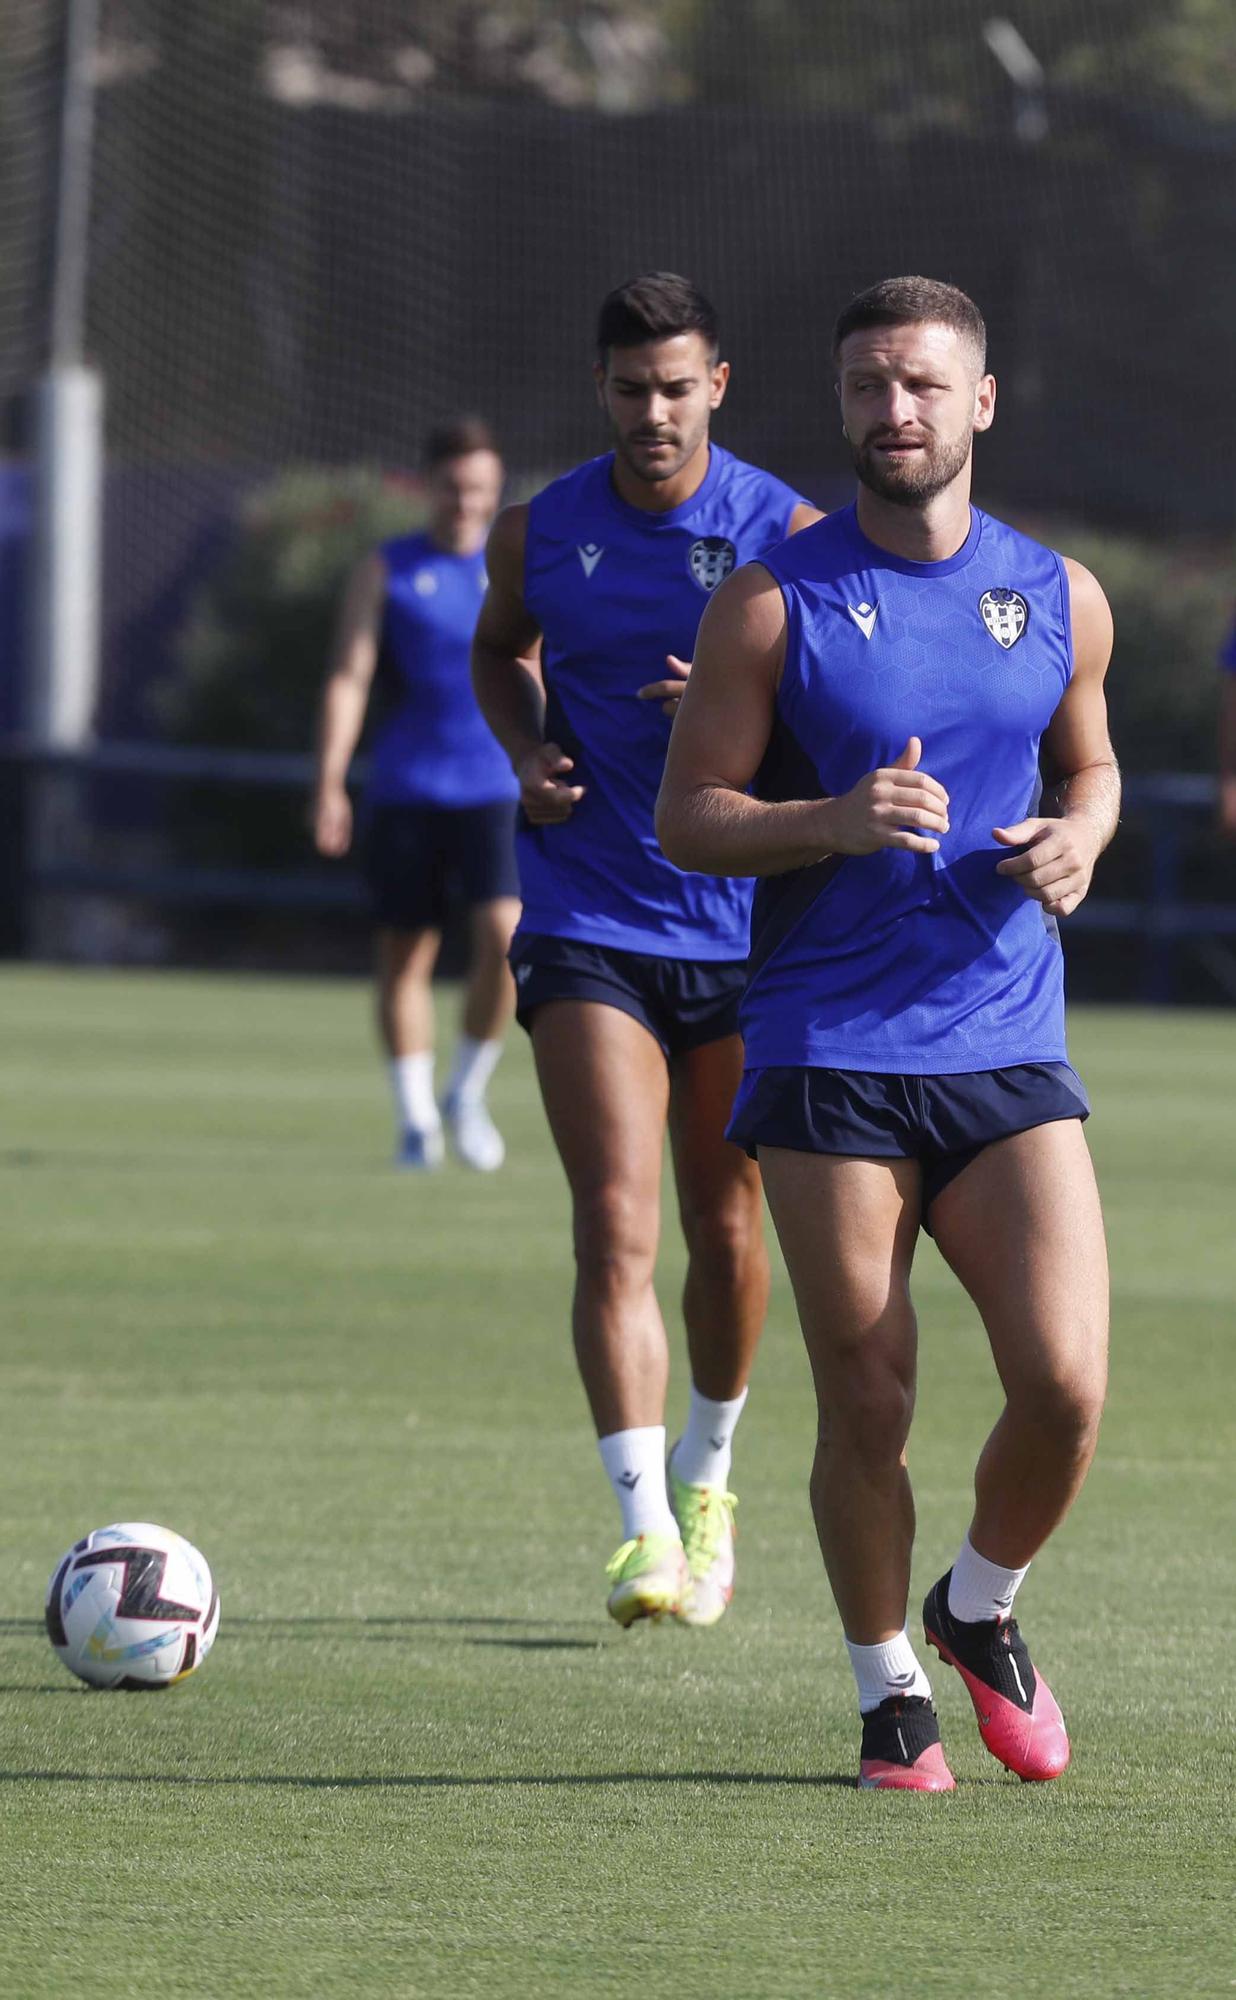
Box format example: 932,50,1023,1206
1,0,1233,998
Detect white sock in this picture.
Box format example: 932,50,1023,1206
670,1384,748,1489
445,1034,503,1107
947,1534,1030,1623
598,1427,679,1542
845,1630,933,1714
390,1053,439,1133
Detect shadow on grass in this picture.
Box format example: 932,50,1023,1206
225,1616,596,1633
464,1637,601,1653
0,1767,855,1791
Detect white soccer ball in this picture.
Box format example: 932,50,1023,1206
45,1522,220,1690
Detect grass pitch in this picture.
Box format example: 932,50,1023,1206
0,966,1233,1998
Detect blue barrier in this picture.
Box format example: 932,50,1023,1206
1,738,1232,998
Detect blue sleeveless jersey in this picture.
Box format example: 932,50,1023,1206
520,447,806,959
366,533,518,809
743,505,1073,1073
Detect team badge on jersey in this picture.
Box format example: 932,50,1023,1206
979,588,1028,649
688,537,737,592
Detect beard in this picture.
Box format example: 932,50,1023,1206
612,409,710,484
851,425,973,507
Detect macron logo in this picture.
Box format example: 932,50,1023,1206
577,543,605,579
847,601,878,640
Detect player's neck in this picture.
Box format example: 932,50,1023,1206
610,439,712,514
854,482,974,564
427,522,486,557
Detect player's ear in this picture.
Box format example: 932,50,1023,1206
709,358,731,408
593,360,607,408
973,372,997,432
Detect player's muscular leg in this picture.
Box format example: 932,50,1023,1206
929,1120,1108,1568
668,1034,768,1400
462,897,519,1042
531,1004,671,1435
759,1151,922,1642
376,927,441,1056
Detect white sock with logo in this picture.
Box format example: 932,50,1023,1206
845,1630,933,1714
390,1053,439,1134
947,1534,1030,1624
598,1427,679,1542
670,1384,749,1489
444,1034,503,1107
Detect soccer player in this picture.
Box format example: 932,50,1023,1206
312,417,519,1171
472,273,820,1626
657,276,1118,1786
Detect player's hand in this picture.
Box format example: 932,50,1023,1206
1218,776,1236,841
993,817,1099,917
823,738,950,856
516,741,585,824
312,785,353,857
637,654,691,718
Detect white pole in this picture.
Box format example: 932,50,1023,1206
28,362,104,745
27,0,104,750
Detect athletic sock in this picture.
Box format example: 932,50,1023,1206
598,1427,680,1543
846,1630,934,1714
947,1534,1030,1624
444,1034,502,1107
670,1384,749,1489
390,1053,439,1133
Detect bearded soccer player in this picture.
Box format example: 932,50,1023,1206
472,273,820,1626
658,276,1117,1785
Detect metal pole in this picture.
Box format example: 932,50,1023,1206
27,0,105,752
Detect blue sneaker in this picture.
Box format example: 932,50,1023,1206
395,1124,444,1172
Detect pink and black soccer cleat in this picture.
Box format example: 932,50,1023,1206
923,1572,1070,1783
858,1695,956,1792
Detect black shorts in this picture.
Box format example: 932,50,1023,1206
727,1062,1090,1231
509,932,745,1060
362,800,519,931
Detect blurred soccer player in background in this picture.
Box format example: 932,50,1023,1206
312,418,519,1172
659,276,1118,1787
472,274,820,1627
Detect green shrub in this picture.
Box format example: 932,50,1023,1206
159,465,427,752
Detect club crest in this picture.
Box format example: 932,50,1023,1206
688,536,737,592
979,588,1028,649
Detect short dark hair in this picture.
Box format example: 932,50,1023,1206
596,272,720,363
422,415,500,470
832,277,987,372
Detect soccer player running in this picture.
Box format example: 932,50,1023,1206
472,274,820,1626
312,417,519,1172
657,277,1118,1786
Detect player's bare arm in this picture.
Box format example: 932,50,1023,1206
656,561,950,875
638,502,825,717
471,504,582,824
993,558,1119,919
311,551,387,857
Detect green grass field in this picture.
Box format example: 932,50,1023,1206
1,967,1233,1998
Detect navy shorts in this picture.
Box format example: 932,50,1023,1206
509,932,745,1060
727,1062,1090,1230
362,800,519,931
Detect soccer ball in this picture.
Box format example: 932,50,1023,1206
45,1521,220,1690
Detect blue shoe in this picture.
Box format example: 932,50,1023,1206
395,1124,444,1172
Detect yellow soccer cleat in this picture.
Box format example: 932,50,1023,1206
668,1463,737,1628
604,1532,690,1627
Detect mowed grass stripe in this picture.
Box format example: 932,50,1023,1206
0,968,1232,1997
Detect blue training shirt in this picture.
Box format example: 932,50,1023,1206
520,446,807,959
367,532,518,809
742,504,1074,1073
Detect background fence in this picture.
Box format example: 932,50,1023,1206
1,1,1233,990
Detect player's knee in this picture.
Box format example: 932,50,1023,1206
572,1182,658,1293
819,1356,915,1466
679,1196,763,1287
1016,1362,1106,1451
